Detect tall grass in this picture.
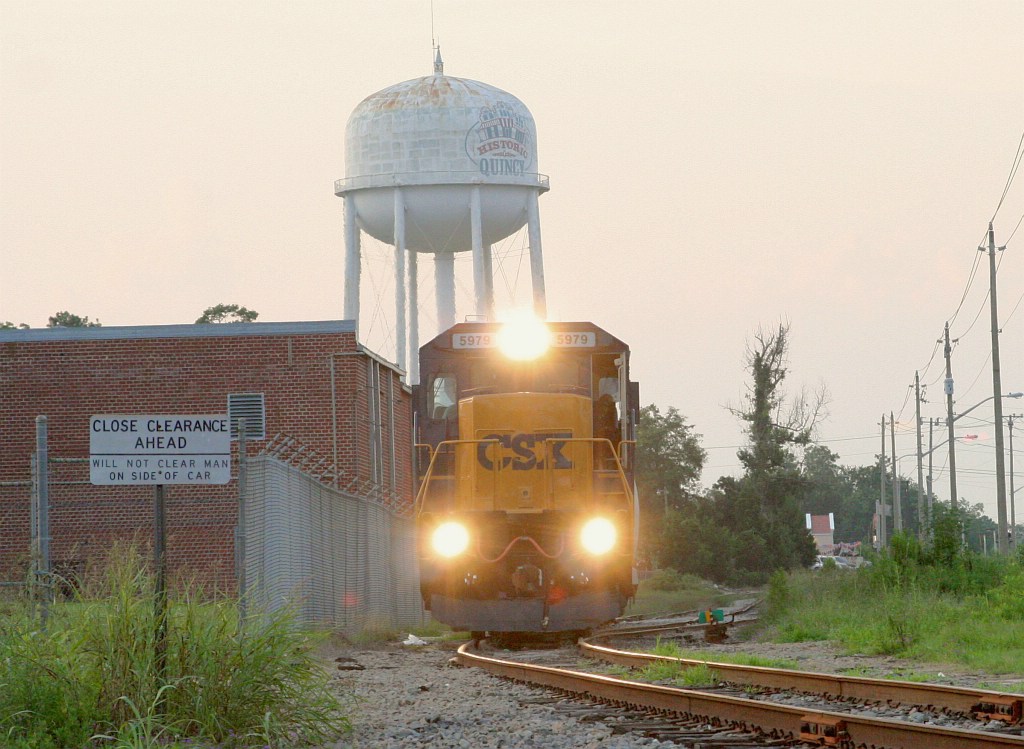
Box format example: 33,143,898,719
764,539,1024,674
0,545,349,748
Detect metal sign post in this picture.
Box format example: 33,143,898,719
154,483,167,700
89,414,231,706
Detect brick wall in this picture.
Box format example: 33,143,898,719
0,321,412,589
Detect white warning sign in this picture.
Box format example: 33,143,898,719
90,415,231,485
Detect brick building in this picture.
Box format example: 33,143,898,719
0,321,412,590
805,513,835,553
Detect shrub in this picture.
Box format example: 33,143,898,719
987,559,1024,620
0,544,350,747
644,569,706,592
765,570,790,619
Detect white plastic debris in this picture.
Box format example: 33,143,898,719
402,633,427,646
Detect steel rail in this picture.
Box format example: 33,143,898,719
457,642,1024,749
582,633,1024,724
594,615,757,639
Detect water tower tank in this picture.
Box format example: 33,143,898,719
339,73,548,252
336,56,550,384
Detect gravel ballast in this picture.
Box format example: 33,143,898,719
330,644,678,748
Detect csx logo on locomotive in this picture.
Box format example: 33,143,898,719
477,432,574,471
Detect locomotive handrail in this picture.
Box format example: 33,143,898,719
414,438,501,515
414,442,434,477
414,443,434,461
617,439,636,468
541,437,634,508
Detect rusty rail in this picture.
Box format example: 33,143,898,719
582,634,1024,725
457,642,1024,748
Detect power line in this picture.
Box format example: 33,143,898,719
1002,288,1024,328
952,250,1006,340
948,246,985,327
1006,210,1024,245
992,128,1024,222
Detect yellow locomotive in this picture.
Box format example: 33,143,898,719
414,319,639,635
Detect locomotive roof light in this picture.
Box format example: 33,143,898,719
580,517,617,555
432,521,470,558
497,313,550,361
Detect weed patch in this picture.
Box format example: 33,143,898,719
0,545,349,747
765,544,1024,675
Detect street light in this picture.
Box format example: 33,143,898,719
945,391,1022,552
896,434,977,539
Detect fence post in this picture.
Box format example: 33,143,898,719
34,416,51,626
29,453,37,599
237,419,247,621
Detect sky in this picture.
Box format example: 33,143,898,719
2,1,1022,523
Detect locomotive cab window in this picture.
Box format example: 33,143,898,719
593,354,623,463
430,374,457,421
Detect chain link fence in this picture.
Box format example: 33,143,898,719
4,423,425,634
242,455,425,631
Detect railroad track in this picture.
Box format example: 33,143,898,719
456,624,1024,748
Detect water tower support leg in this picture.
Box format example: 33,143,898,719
483,244,495,322
409,250,419,384
343,194,361,327
527,191,547,319
435,254,456,330
394,189,407,373
471,186,487,320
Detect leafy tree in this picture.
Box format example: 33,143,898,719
730,322,819,573
1,321,29,329
798,449,900,546
657,499,739,583
708,323,819,581
195,304,259,324
963,502,998,554
636,405,705,561
800,445,845,517
656,323,822,584
929,501,965,567
637,405,705,510
835,464,884,544
48,311,100,327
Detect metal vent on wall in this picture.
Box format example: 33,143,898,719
228,393,266,440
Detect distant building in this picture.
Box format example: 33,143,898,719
806,513,835,553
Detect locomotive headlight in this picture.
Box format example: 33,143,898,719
580,517,617,555
497,314,550,361
431,521,470,558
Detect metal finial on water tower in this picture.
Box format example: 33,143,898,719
433,46,444,75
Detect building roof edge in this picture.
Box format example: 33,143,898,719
0,320,356,343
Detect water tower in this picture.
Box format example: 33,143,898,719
335,52,549,382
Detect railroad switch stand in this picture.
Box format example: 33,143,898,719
697,608,731,643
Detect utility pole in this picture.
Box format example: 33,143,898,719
943,322,958,513
927,418,936,538
878,414,887,549
891,411,901,532
983,223,1009,554
915,372,925,538
1008,414,1018,549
